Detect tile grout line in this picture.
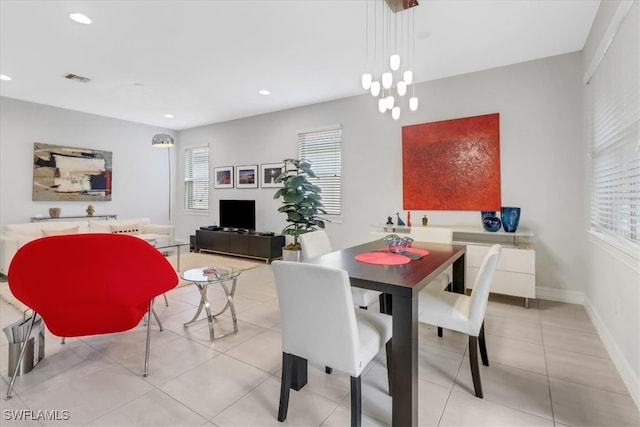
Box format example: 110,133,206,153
538,304,557,426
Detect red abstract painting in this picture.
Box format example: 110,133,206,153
402,113,501,210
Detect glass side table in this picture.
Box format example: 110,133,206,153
180,267,240,341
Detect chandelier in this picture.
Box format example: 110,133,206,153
361,0,419,120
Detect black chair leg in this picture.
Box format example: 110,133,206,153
278,352,292,422
437,327,443,337
325,366,333,374
468,336,483,398
350,375,362,427
478,322,489,366
385,338,393,396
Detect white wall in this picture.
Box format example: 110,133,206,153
177,52,586,297
581,0,640,409
0,97,176,228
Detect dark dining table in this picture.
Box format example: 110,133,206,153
302,239,467,426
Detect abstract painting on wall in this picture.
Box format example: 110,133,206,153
402,113,501,210
33,143,112,201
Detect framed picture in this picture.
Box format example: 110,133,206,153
261,163,284,188
33,142,112,201
402,113,501,210
236,164,258,188
214,166,234,189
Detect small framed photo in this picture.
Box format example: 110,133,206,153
236,164,258,188
261,163,284,188
214,166,234,189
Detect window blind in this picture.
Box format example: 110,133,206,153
184,147,209,210
588,2,639,247
298,127,342,215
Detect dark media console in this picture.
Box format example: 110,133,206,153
195,228,285,263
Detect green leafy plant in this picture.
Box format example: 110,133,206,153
273,159,326,250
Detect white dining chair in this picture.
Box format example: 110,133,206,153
410,226,454,291
272,261,393,426
300,230,381,310
418,244,502,398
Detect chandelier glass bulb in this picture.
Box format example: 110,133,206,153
378,98,387,113
370,81,381,97
409,96,419,111
382,72,393,89
361,73,373,90
392,106,400,120
385,95,394,109
397,81,407,96
390,54,400,71
403,70,413,85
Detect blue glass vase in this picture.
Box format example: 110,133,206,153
481,211,501,232
501,207,521,232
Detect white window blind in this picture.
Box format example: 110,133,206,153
184,147,209,210
298,127,342,215
588,2,639,248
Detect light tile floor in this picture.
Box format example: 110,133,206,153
1,265,638,426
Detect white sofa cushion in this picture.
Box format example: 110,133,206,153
4,221,90,238
89,217,150,233
42,226,80,236
109,223,141,235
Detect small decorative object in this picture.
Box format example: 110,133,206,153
48,207,60,218
383,234,414,254
396,212,406,226
203,267,218,277
422,214,428,227
86,205,95,216
481,211,501,232
386,216,394,225
501,206,521,232
407,211,412,227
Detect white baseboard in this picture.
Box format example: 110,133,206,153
535,286,585,305
584,296,640,410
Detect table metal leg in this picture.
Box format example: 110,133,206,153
183,278,239,341
219,278,238,334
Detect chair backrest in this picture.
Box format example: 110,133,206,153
298,230,333,260
409,227,453,244
8,233,179,337
468,244,502,334
272,261,362,376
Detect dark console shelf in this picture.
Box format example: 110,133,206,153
195,229,285,263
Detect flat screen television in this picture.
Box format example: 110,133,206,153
219,200,256,231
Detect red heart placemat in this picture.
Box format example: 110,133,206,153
376,247,430,256
354,252,411,265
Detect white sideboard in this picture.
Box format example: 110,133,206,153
370,225,536,307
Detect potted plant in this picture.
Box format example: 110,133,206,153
273,158,327,261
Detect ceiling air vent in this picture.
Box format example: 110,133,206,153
64,73,91,83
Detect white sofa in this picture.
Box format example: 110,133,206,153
0,217,174,275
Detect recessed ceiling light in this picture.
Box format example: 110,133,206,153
164,114,174,118
69,13,92,25
259,89,271,96
0,74,12,81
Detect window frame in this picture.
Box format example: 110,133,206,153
586,1,639,255
297,125,342,216
183,145,210,212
